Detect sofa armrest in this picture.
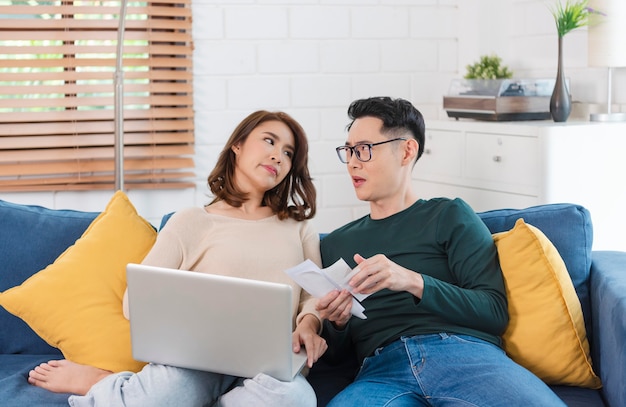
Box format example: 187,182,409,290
590,251,626,407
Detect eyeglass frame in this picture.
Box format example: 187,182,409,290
335,137,407,164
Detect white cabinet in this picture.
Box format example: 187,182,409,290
464,131,540,195
414,120,626,251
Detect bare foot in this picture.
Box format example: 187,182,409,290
28,360,112,395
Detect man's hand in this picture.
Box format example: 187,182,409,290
316,289,353,329
348,253,424,299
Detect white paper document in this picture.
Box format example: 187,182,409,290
284,258,370,319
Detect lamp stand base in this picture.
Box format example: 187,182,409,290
590,112,626,122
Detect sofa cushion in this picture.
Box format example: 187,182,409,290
159,212,175,231
0,199,99,355
551,385,606,407
478,204,593,338
0,354,71,407
493,218,601,388
0,191,156,373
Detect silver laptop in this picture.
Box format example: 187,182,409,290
126,263,308,382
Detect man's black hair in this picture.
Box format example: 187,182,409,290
347,96,426,162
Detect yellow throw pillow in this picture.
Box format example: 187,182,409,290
493,218,601,388
0,191,155,373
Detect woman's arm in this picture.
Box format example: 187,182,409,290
292,220,327,366
295,220,323,327
122,213,186,320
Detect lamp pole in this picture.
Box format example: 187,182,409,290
588,0,626,122
114,0,129,191
590,67,626,122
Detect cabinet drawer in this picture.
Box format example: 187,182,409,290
465,132,539,193
417,129,463,179
413,179,538,209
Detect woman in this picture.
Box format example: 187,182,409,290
28,110,327,407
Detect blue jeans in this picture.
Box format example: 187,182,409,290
328,334,566,407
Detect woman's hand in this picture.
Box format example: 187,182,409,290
292,314,327,368
348,254,425,299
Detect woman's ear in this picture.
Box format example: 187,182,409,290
231,143,241,154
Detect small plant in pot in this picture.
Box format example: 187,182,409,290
463,54,513,95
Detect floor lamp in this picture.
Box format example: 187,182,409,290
588,0,626,122
114,0,129,191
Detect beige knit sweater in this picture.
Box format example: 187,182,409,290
124,207,322,327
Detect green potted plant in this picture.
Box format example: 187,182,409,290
464,54,513,80
548,0,602,121
550,0,597,37
462,54,513,95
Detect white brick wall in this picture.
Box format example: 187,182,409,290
2,0,622,233
188,0,462,232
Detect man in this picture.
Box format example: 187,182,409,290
315,96,565,406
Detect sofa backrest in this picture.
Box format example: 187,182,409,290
0,199,99,355
2,199,592,355
478,203,594,338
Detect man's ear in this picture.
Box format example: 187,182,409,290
402,138,419,165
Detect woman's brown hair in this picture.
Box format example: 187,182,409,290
207,110,316,221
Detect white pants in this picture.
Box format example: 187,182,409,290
67,363,316,407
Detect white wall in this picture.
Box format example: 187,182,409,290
2,0,622,233
464,0,625,114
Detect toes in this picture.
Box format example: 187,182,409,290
48,360,62,368
36,362,54,373
28,371,43,386
29,369,43,381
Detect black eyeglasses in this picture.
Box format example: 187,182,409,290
335,138,407,163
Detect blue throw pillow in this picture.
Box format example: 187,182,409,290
478,203,593,339
0,199,99,355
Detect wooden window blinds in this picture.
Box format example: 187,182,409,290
0,0,195,191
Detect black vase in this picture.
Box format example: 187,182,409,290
550,36,571,122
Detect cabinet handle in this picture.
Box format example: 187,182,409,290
492,155,502,162
424,148,432,155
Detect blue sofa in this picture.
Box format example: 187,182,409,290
1,199,625,406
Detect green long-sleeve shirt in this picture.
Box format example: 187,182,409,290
320,198,508,364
